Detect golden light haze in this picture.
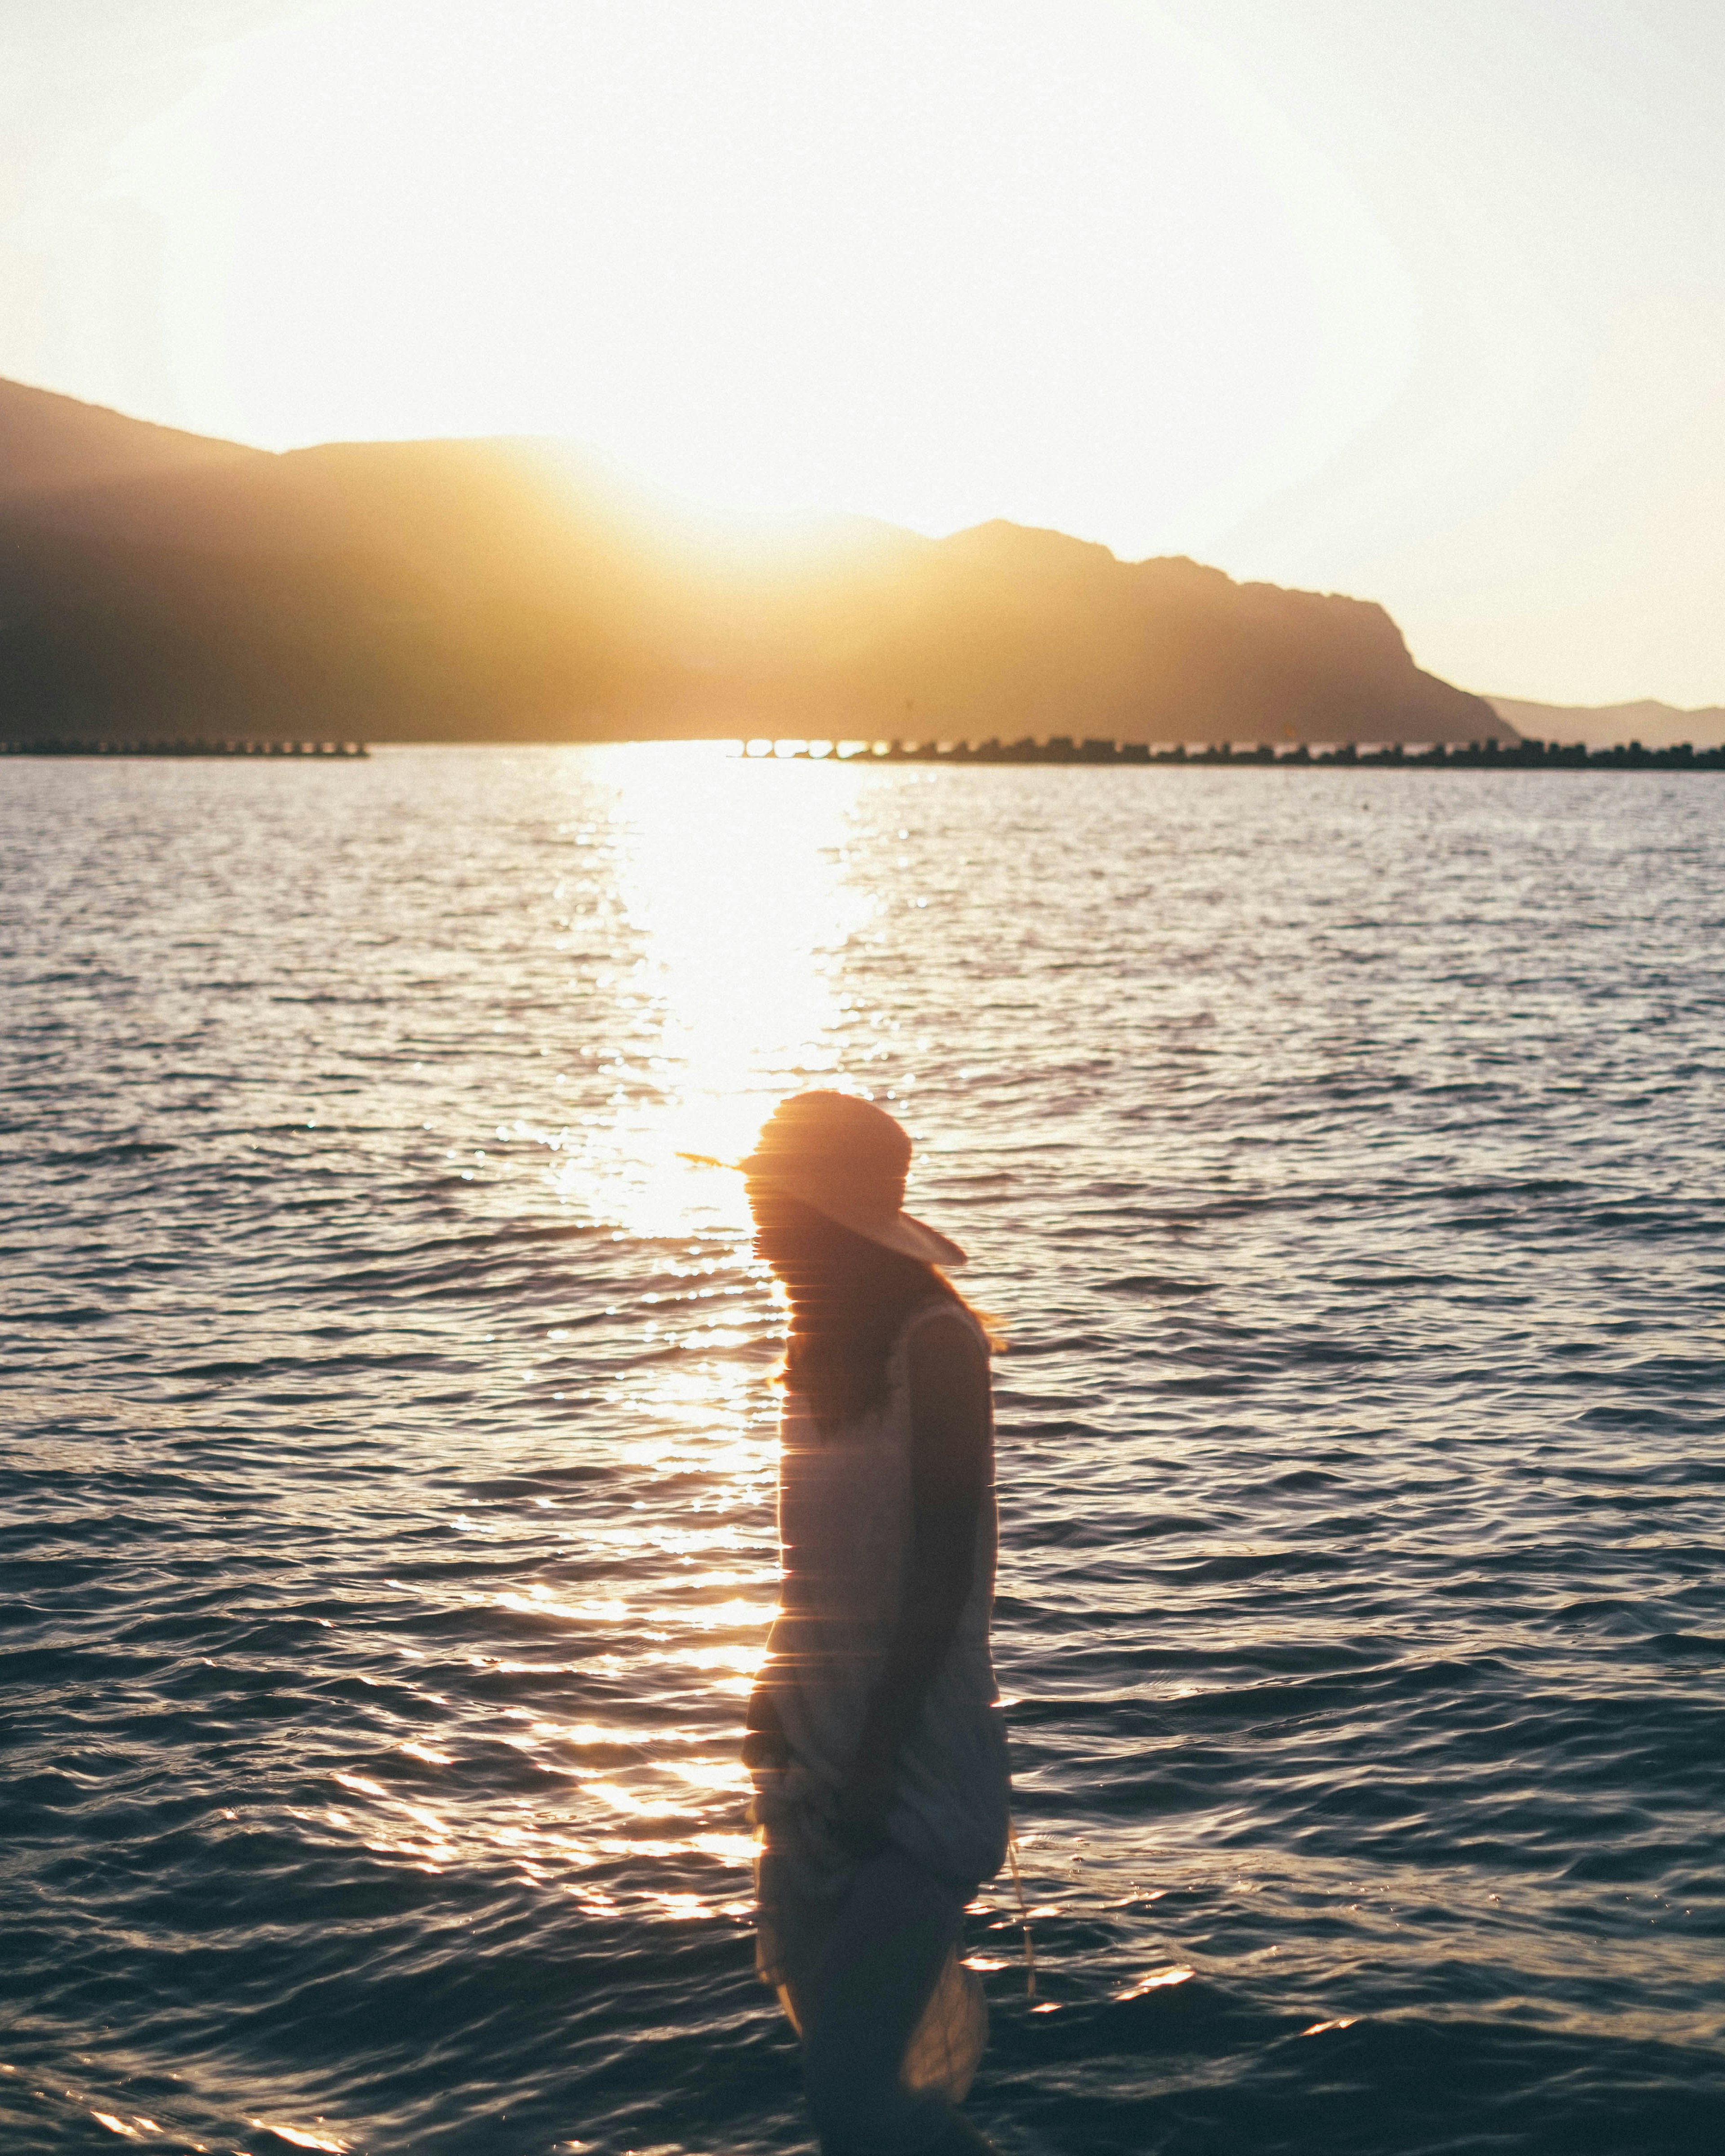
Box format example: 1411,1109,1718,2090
4,0,1724,706
111,2,1411,540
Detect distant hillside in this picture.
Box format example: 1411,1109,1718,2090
1487,696,1725,751
0,378,261,503
0,378,1507,745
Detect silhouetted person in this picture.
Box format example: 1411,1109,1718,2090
698,1093,1009,2153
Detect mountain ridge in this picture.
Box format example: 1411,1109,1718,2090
0,380,1510,746
0,376,265,505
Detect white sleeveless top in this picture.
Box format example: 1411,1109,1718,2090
753,1298,1011,1895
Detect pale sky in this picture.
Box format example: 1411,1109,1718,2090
2,0,1721,705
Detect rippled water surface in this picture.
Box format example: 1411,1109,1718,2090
4,745,1723,2156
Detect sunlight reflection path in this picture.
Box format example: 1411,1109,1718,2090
555,744,879,1239
478,747,895,1920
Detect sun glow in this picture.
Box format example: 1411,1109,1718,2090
109,0,1414,560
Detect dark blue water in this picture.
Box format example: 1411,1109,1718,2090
3,746,1722,2154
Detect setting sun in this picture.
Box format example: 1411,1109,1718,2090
111,0,1412,559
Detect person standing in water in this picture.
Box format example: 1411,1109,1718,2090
707,1091,1010,2155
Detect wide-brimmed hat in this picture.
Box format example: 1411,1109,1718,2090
681,1091,967,1268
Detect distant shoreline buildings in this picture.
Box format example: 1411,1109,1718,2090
6,735,1718,770
0,738,367,758
752,736,1725,771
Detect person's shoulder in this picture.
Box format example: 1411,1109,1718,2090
902,1299,989,1368
903,1292,982,1336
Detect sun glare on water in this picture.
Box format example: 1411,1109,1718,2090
421,745,882,1907
554,744,882,1241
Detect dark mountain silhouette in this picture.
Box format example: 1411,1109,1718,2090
0,379,1508,745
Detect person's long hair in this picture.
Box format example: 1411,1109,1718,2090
768,1200,989,1427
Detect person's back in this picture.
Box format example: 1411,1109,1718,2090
761,1296,1009,1901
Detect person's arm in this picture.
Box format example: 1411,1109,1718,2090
832,1310,992,1855
742,1672,787,1771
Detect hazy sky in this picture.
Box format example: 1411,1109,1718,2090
3,0,1721,704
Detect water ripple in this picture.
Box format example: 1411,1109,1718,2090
3,748,1722,2153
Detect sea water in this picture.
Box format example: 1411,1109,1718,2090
2,744,1721,2155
